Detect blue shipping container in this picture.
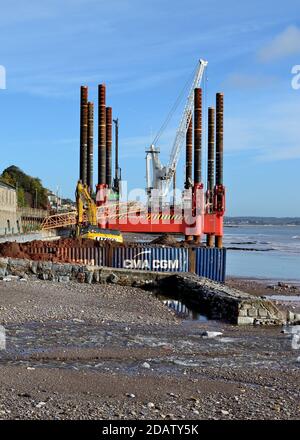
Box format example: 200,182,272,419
195,247,226,282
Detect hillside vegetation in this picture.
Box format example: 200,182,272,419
0,165,48,209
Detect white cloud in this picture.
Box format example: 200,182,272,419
224,73,278,89
225,97,300,161
121,93,300,166
257,145,300,161
8,66,189,98
0,0,105,26
258,25,300,62
110,68,189,96
120,128,176,159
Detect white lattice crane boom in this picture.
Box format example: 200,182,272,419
146,59,208,199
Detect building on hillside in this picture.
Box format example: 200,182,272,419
47,190,74,213
0,181,21,235
47,190,61,212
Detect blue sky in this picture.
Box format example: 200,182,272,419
0,0,300,216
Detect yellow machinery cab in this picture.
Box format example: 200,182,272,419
79,224,123,243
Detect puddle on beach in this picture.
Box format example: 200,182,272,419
268,295,300,302
154,293,209,322
156,295,208,322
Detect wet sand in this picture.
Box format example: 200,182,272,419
227,277,300,314
226,277,300,297
0,279,299,420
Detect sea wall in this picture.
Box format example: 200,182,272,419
157,274,290,326
0,257,167,286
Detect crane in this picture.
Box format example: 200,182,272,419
145,59,208,203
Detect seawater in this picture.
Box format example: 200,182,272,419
225,225,300,280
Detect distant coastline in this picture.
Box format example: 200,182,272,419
224,217,300,226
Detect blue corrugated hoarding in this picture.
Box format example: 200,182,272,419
195,247,226,282
26,243,226,281
112,247,189,272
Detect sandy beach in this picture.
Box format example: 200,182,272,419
0,278,299,420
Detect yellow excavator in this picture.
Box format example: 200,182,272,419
75,181,123,243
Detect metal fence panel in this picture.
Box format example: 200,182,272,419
195,247,226,282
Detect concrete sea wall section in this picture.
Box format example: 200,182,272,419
157,274,293,326
0,256,296,326
0,230,58,244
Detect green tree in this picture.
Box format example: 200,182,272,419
17,187,26,207
1,165,48,209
